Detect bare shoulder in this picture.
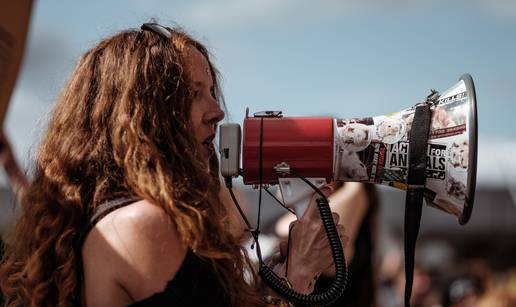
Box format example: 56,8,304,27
98,199,179,242
83,199,187,304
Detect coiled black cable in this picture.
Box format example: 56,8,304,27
225,175,348,306
258,195,348,306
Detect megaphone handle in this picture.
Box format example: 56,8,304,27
259,197,348,306
277,177,326,219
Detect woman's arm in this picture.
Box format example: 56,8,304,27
326,182,368,262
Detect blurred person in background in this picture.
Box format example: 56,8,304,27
475,266,516,307
377,246,442,307
0,132,29,196
275,182,379,306
441,273,485,307
0,23,348,306
477,288,516,307
396,265,440,307
0,132,29,306
0,131,29,250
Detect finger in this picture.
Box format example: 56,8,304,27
279,240,288,258
332,212,340,224
318,183,335,197
327,181,339,192
336,224,346,236
288,220,298,232
340,233,350,247
301,183,335,220
336,225,349,247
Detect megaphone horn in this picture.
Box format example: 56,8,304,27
220,74,477,225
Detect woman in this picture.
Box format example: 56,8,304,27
0,23,345,306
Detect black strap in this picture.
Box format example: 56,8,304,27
404,104,432,307
76,196,141,248
89,197,141,227
73,196,140,304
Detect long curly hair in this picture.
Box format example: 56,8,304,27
0,27,264,307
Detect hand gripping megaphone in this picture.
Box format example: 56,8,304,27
219,74,478,306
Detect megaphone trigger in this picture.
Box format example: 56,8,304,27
278,177,327,219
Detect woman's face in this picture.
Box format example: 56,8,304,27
185,46,225,162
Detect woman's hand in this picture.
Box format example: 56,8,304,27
274,184,348,294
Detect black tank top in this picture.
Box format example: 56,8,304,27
77,198,230,307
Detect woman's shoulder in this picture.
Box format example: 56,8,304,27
91,199,186,251
96,199,177,236
82,199,188,304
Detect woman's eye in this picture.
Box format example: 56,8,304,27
193,90,200,99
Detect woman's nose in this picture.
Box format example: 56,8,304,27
203,99,225,125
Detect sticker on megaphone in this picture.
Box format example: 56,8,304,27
334,77,476,222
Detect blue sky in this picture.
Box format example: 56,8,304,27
5,0,516,169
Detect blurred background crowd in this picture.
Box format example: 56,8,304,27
1,1,515,306
232,180,516,307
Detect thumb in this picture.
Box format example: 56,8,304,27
301,182,335,220
279,240,288,259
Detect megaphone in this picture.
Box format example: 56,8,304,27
221,74,477,224
219,74,477,306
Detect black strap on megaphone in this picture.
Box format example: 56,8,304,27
403,102,432,307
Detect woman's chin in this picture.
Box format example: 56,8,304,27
198,144,214,168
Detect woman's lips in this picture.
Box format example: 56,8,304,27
203,134,215,144
201,134,215,159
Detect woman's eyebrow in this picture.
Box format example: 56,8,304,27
193,80,213,89
193,81,204,88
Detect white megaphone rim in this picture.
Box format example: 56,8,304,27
459,73,477,225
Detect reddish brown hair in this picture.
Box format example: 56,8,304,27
0,27,264,306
